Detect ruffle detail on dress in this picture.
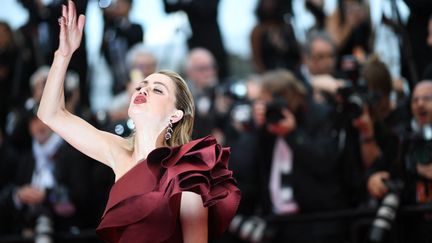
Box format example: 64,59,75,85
96,135,241,242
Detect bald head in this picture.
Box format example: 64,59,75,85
185,48,217,89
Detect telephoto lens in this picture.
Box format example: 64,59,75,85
35,215,53,243
369,179,403,242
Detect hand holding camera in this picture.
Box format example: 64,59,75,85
367,171,390,199
16,185,46,205
267,109,296,137
352,105,374,138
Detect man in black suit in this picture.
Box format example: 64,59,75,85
251,69,348,243
163,0,228,79
0,113,93,236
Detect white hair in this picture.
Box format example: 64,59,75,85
30,66,50,90
125,43,157,72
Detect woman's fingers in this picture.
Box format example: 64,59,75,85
77,14,86,33
62,4,67,22
68,0,77,27
59,16,66,39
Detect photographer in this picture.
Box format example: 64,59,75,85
333,56,402,208
0,112,94,237
397,80,432,242
363,80,432,242
249,69,348,243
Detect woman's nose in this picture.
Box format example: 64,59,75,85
139,87,148,96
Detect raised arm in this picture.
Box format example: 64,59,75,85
38,0,124,168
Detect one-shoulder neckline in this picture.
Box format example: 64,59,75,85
113,135,215,184
113,146,170,184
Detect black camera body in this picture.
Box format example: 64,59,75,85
336,84,382,121
265,97,288,124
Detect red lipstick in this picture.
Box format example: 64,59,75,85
134,95,147,104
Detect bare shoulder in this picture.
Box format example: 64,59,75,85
99,131,133,168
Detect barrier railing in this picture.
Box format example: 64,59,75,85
1,203,431,243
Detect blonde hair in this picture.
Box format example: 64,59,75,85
158,70,195,147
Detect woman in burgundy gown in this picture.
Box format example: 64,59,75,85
37,1,241,242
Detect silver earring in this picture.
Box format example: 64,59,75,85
165,120,173,140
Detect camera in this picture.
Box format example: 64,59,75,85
336,83,382,121
229,215,275,243
265,96,288,124
408,124,432,165
230,102,253,130
340,55,361,85
369,179,404,243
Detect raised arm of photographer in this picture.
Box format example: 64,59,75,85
310,75,344,95
38,0,123,168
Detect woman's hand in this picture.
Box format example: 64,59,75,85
57,0,85,57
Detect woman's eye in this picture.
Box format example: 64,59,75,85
135,86,142,91
154,88,163,94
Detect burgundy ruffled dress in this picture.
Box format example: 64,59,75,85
96,135,241,243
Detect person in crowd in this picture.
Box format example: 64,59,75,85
0,129,18,234
325,0,370,63
212,75,264,243
368,0,410,101
405,0,432,86
250,0,302,74
6,66,81,151
0,111,94,236
37,2,240,242
101,0,143,94
0,21,18,133
184,47,228,143
423,14,432,80
364,80,432,243
163,0,228,79
6,66,50,151
249,69,348,242
13,0,51,102
300,30,344,99
339,56,402,207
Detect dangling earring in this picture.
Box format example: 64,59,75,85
165,119,173,140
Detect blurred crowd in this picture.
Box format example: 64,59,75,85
1,0,432,243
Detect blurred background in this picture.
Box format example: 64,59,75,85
1,0,432,243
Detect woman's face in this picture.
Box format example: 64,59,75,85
128,73,178,124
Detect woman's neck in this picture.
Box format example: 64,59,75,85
132,126,165,163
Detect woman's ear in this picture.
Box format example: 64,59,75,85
171,110,184,124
